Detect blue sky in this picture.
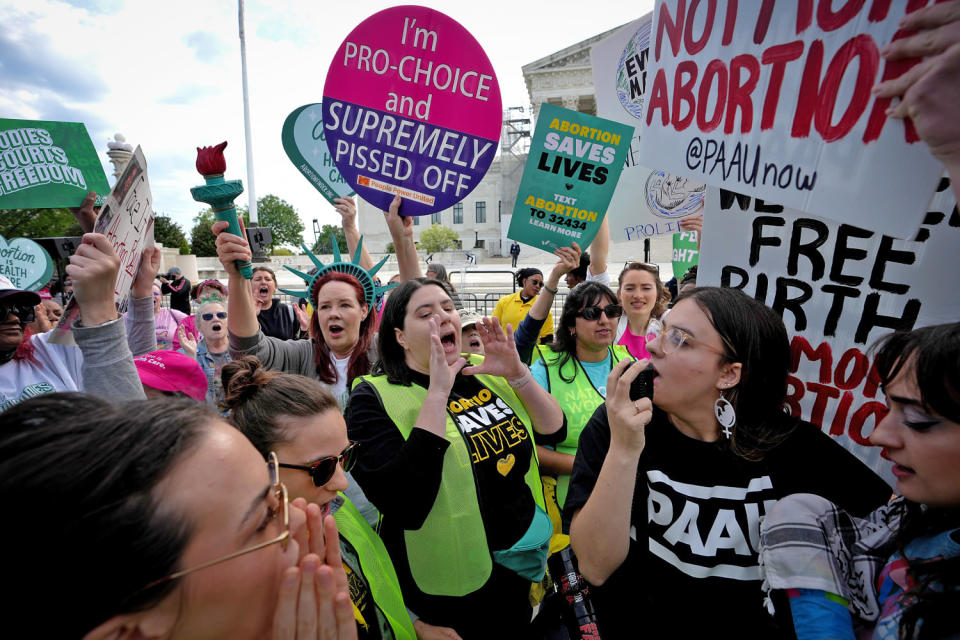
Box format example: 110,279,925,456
1,0,653,236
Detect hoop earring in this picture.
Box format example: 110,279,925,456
714,389,736,439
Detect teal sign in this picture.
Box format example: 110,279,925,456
672,229,699,279
0,234,54,291
507,103,632,251
281,103,355,206
0,119,109,209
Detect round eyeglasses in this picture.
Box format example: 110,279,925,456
279,441,359,487
659,327,731,357
141,452,290,591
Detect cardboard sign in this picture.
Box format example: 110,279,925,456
281,103,355,206
672,229,698,280
697,179,960,484
0,234,54,291
636,1,944,239
322,5,501,216
507,104,633,251
592,15,707,242
51,147,154,346
0,119,109,209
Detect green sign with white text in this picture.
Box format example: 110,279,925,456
672,229,699,280
508,103,632,251
0,119,109,210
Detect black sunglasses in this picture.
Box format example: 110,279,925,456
578,304,623,320
278,442,359,487
201,311,228,321
0,303,36,324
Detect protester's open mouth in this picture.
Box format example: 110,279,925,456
258,286,269,297
469,338,481,349
439,330,457,352
211,323,223,332
327,323,343,338
891,460,916,478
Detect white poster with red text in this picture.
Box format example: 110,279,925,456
636,0,944,239
698,178,959,484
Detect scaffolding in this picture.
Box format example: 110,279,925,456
498,106,531,256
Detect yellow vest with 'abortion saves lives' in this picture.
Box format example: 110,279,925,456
357,355,546,597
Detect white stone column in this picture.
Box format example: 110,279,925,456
106,133,133,182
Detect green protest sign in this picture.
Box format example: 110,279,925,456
507,103,632,251
282,103,355,206
672,229,699,280
0,234,54,291
0,119,109,210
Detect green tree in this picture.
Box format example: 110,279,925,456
312,224,347,254
190,208,250,257
242,195,304,251
419,224,460,254
0,208,82,239
153,214,191,254
271,247,295,256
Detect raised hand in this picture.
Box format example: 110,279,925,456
426,316,466,396
383,194,412,240
131,247,161,300
551,243,582,279
333,197,358,230
177,325,197,358
213,219,252,277
462,316,526,381
69,190,99,234
66,233,121,327
874,1,960,174
293,303,311,332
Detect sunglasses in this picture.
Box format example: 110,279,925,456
527,279,543,287
279,442,359,487
578,304,623,320
201,312,228,321
1,303,36,324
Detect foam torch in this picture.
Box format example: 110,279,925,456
190,141,253,279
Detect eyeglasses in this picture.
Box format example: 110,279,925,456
527,279,543,287
578,304,623,320
279,442,359,487
201,312,228,321
0,303,36,324
659,327,730,357
142,452,290,590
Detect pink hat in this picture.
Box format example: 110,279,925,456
134,350,207,402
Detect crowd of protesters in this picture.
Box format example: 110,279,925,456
1,4,959,638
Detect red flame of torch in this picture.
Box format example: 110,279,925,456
196,141,228,176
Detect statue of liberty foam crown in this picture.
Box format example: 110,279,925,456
279,235,396,309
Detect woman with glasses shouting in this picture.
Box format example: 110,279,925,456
0,393,356,639
178,298,232,405
223,355,448,640
565,287,891,639
530,281,634,513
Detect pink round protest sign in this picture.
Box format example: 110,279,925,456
323,5,502,216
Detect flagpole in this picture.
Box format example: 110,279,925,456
238,0,258,224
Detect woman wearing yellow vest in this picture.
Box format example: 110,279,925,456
530,281,634,512
222,356,447,640
345,278,565,639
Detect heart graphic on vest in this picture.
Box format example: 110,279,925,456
496,453,515,476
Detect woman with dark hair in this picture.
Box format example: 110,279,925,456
567,287,890,638
492,267,554,345
760,322,960,640
530,280,633,510
345,277,565,639
223,355,455,640
614,262,667,359
0,393,356,639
